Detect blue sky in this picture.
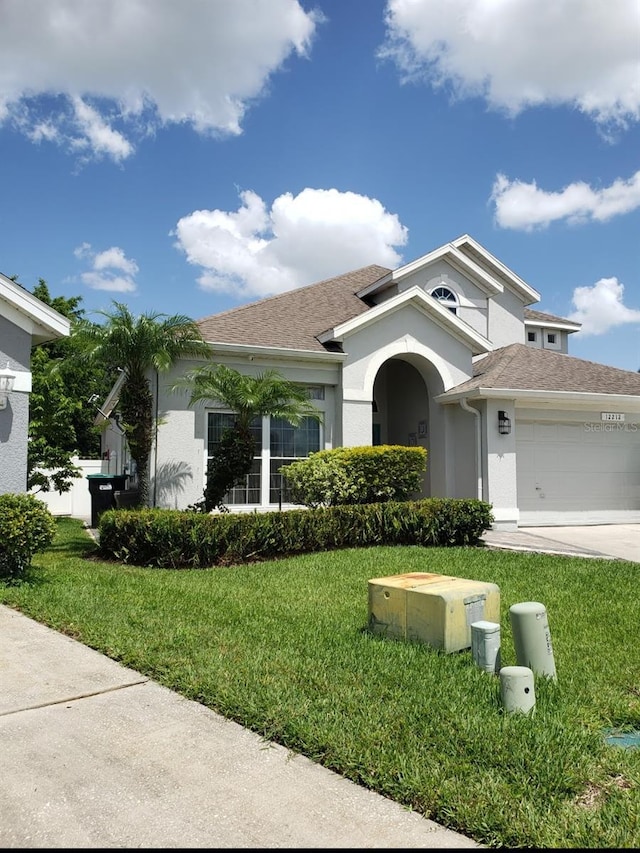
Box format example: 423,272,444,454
1,0,639,370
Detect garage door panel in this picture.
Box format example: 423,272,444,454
516,418,640,513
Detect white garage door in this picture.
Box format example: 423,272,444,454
516,420,640,523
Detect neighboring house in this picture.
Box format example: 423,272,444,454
99,235,640,529
0,272,71,495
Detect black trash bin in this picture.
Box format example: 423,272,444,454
114,488,141,509
87,474,128,528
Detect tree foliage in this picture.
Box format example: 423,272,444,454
27,347,83,493
71,302,212,507
178,364,322,512
22,279,112,494
32,281,113,459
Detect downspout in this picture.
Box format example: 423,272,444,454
459,397,483,500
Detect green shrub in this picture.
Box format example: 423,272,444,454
97,498,493,569
0,493,56,580
281,445,427,507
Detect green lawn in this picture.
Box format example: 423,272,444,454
2,517,639,848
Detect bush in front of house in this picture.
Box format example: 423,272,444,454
97,497,493,569
281,445,428,508
0,493,57,580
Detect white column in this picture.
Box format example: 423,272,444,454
341,398,374,447
484,399,519,530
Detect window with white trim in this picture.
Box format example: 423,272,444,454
206,412,320,506
430,285,458,314
207,412,262,504
270,416,320,503
543,330,562,351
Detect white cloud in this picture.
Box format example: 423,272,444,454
172,188,408,298
567,277,640,336
70,97,133,161
75,243,138,292
491,171,640,230
92,246,139,276
0,0,320,162
380,0,640,130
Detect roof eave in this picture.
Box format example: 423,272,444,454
93,371,127,425
436,387,640,409
524,318,582,332
0,272,71,341
203,341,347,363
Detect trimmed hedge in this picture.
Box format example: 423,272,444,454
281,444,427,507
97,498,494,569
0,493,56,580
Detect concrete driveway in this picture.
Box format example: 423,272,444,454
519,524,639,563
484,524,640,563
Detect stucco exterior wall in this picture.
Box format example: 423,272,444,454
338,306,476,499
538,328,568,353
152,356,340,510
481,398,519,529
0,390,29,494
341,399,374,449
487,287,526,348
0,315,31,370
449,403,480,499
526,328,569,351
341,304,473,403
0,319,32,495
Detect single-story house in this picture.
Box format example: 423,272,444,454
0,272,71,495
100,235,640,529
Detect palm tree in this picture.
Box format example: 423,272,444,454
73,302,212,506
179,364,322,511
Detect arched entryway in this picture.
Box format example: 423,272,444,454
372,355,446,498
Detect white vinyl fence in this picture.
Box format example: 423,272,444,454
30,457,105,520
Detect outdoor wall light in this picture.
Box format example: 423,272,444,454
498,410,511,435
0,362,16,410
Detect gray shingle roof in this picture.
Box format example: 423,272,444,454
197,265,390,352
524,307,580,327
442,343,640,397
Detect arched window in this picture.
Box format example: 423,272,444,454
430,285,458,314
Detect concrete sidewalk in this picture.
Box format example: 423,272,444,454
0,605,481,849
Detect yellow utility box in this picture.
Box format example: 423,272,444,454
368,572,500,653
367,572,456,640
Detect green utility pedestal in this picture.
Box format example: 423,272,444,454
509,601,557,680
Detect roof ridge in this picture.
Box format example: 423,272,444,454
474,342,521,383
